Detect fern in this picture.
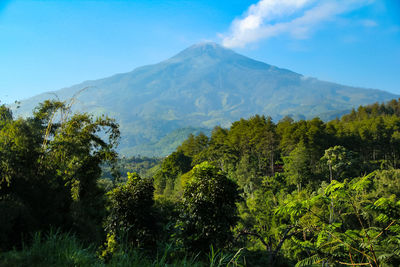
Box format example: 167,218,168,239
295,254,324,267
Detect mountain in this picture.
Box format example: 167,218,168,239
13,42,398,156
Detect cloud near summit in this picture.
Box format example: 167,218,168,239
221,0,374,48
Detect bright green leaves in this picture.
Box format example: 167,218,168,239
351,171,374,192
277,170,400,266
324,180,345,197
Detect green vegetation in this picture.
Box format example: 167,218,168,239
175,162,241,253
1,99,400,266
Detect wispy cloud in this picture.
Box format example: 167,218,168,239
221,0,374,48
361,19,378,27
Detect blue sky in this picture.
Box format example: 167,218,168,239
1,0,399,104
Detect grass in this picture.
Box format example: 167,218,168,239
0,231,245,267
0,230,99,267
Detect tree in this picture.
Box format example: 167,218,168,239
0,100,120,249
154,150,191,197
0,104,53,249
283,142,312,192
42,102,120,242
177,132,209,160
176,162,241,253
277,170,400,267
321,145,358,183
104,172,156,253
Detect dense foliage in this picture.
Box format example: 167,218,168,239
151,100,400,266
176,162,241,253
104,172,156,255
0,100,119,250
2,99,400,266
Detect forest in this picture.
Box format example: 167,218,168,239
1,98,400,266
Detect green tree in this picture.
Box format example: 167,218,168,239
104,172,156,254
177,132,209,160
283,142,312,192
43,102,120,242
154,150,191,197
0,100,120,248
277,171,400,267
176,162,241,253
204,126,235,171
321,145,358,183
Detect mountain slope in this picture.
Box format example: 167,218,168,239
13,42,398,156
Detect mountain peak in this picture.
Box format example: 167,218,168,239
170,41,239,61
188,41,222,49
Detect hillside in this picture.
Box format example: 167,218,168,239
13,42,398,156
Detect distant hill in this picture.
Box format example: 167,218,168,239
13,42,398,156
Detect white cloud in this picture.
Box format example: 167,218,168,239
221,0,374,48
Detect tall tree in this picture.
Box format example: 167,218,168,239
176,162,241,253
104,172,156,254
0,100,120,248
283,142,312,192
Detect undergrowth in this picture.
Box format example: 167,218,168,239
0,231,245,267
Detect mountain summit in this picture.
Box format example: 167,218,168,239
14,42,398,156
169,42,247,61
